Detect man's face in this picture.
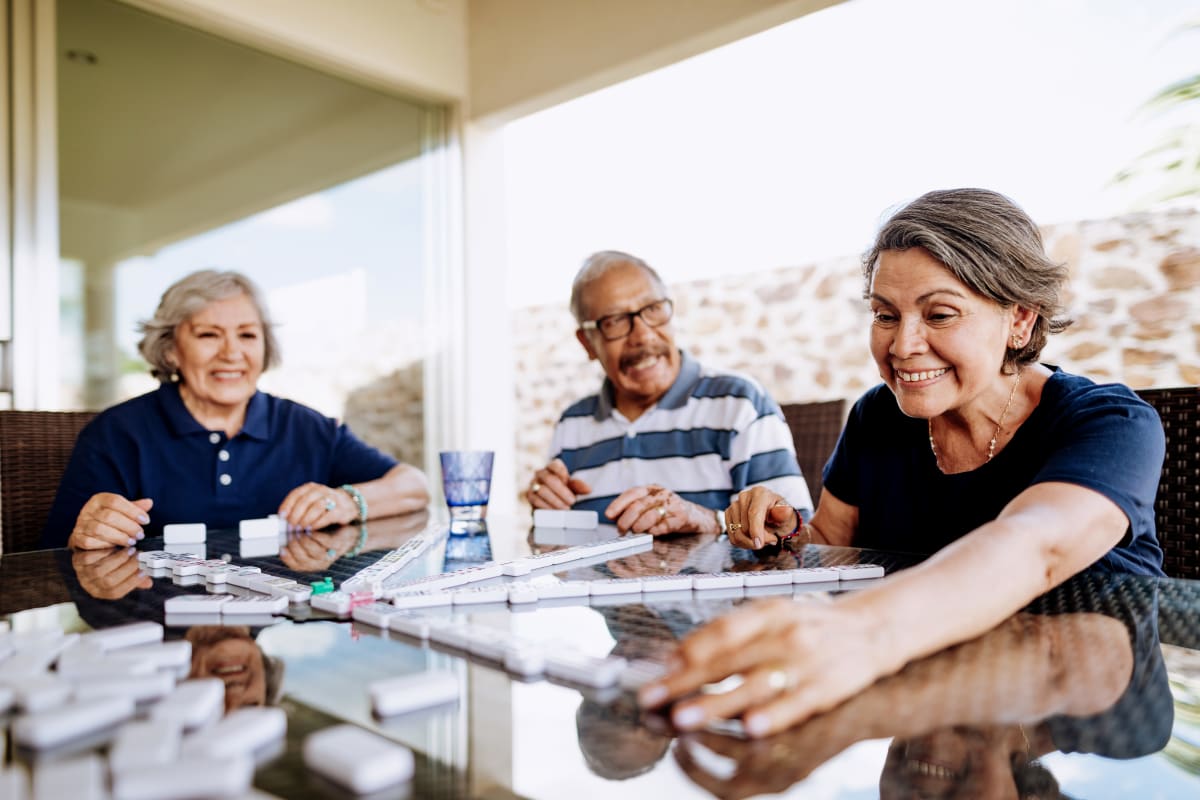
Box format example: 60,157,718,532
575,262,681,416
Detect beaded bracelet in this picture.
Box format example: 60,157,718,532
778,506,811,552
345,524,370,558
340,484,368,522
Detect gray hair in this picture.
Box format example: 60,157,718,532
862,188,1071,372
137,269,281,382
569,250,669,323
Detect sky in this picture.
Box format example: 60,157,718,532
502,0,1200,309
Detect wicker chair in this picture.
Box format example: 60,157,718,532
1135,387,1200,580
779,399,847,506
0,410,97,555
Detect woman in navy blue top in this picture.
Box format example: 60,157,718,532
638,189,1166,738
43,270,429,550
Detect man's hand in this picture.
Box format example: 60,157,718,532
606,485,721,536
68,494,153,550
724,487,798,550
527,459,591,509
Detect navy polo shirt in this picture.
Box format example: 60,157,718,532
41,383,398,546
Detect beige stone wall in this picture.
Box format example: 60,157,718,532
511,209,1200,497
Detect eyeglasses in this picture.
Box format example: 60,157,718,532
580,299,674,341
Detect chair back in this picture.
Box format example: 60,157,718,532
779,399,847,506
1135,387,1200,580
0,410,97,554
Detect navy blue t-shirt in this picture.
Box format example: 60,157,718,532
822,368,1165,576
41,383,398,546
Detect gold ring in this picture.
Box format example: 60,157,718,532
657,504,667,519
531,482,542,494
727,522,743,532
766,667,791,692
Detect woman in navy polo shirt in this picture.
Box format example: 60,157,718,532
637,189,1166,738
43,270,429,549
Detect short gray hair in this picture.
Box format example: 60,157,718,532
137,270,281,382
862,188,1071,372
569,250,669,323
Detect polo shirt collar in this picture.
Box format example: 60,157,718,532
156,382,270,441
593,349,698,421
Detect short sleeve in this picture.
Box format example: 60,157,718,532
42,416,134,547
327,423,400,487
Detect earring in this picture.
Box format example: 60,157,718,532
1010,333,1021,348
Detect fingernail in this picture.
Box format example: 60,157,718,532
126,547,136,556
137,514,150,524
754,538,762,549
745,713,770,737
638,684,668,707
135,531,145,541
673,705,705,730
127,537,137,546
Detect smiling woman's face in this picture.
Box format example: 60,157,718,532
187,626,267,712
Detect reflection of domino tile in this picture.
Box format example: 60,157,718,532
532,580,591,599
741,571,795,587
220,594,287,615
594,534,653,553
692,586,745,602
351,602,412,629
12,695,135,749
427,624,472,650
507,583,539,604
692,572,744,590
639,575,695,592
369,672,459,717
390,591,452,610
835,564,885,580
588,578,643,596
303,724,414,795
619,659,668,692
790,567,839,584
544,651,627,688
387,614,432,640
504,645,546,677
452,584,510,605
111,755,254,800
460,627,511,660
744,583,796,598
165,595,231,614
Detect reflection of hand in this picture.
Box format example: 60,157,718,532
723,487,797,550
639,596,886,738
528,458,591,509
69,493,153,550
675,727,841,800
606,485,721,535
278,527,359,573
278,482,355,530
607,536,712,578
72,547,152,599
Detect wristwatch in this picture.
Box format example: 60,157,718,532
714,507,727,534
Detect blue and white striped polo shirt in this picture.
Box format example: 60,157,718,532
549,352,813,517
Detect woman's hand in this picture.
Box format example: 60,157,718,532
72,547,152,599
723,487,798,550
278,482,355,529
606,485,722,535
68,494,153,550
279,526,361,572
527,458,591,509
638,596,893,738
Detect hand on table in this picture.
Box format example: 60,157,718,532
638,596,888,738
68,494,153,550
527,459,591,508
723,487,798,550
606,485,721,536
278,482,355,530
72,547,152,599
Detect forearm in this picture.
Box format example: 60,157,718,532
348,464,430,519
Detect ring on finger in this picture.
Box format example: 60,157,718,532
657,504,667,519
324,497,337,512
727,522,743,532
531,482,542,494
765,664,795,693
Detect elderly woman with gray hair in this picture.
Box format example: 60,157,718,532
43,270,428,550
639,188,1165,738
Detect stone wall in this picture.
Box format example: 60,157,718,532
511,209,1200,497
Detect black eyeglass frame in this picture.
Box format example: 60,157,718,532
579,299,674,341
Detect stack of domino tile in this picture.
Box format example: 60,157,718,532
0,620,288,799
312,529,447,615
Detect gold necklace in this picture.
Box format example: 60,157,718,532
928,369,1023,471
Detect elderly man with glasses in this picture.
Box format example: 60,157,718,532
526,251,812,536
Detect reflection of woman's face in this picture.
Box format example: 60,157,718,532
881,726,1032,800
187,627,267,712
